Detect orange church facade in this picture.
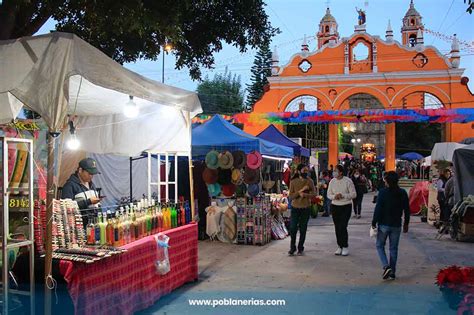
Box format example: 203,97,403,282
245,1,474,170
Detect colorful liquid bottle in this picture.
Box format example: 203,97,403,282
106,211,114,246
177,203,182,227
118,211,124,246
158,204,163,232
171,204,177,228
87,219,95,245
180,202,186,226
113,214,120,247
185,201,191,224
146,204,152,236
99,212,107,245
123,208,130,245
133,206,140,240
94,216,101,245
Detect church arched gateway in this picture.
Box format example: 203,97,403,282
244,2,474,171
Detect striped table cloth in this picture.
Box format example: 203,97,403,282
60,223,198,315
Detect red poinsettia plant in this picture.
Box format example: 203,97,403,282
436,265,474,288
311,195,324,206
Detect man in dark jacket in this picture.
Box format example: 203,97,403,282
61,158,101,227
372,171,410,281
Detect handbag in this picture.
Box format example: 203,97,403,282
369,226,378,238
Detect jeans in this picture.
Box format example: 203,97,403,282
290,207,311,252
353,194,363,215
376,225,402,274
331,204,352,248
323,193,331,215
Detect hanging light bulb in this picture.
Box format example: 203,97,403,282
67,120,80,150
124,95,139,118
351,138,356,144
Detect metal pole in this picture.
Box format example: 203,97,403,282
162,49,165,83
45,132,56,315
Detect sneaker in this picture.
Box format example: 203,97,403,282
357,215,361,219
334,247,342,255
341,247,349,256
353,215,357,218
288,249,296,256
388,272,396,280
297,250,304,256
382,266,392,280
322,213,329,217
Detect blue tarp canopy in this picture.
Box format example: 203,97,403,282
192,115,293,158
257,124,310,157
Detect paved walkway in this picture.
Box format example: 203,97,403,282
140,192,474,315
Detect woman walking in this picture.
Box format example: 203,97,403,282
351,169,368,219
288,164,315,256
372,171,410,280
327,165,357,256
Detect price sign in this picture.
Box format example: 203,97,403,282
9,196,30,210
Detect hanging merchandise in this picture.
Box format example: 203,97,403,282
232,151,247,169
233,108,474,125
218,151,234,169
205,150,220,169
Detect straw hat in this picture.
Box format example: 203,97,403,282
232,150,247,169
247,183,260,197
217,168,232,185
207,183,221,197
231,169,244,185
205,150,220,169
222,184,236,197
243,167,260,184
246,151,263,170
202,167,218,184
218,151,234,169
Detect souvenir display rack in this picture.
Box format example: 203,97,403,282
236,195,272,246
1,137,35,315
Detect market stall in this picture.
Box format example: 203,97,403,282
0,32,202,314
256,124,310,157
192,115,293,245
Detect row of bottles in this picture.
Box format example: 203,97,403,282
86,199,192,246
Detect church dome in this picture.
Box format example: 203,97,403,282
320,8,336,23
404,0,420,17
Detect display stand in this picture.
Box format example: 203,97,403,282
1,137,35,314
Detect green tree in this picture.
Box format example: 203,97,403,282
396,122,442,156
0,0,278,79
465,0,474,14
245,41,272,112
197,68,244,115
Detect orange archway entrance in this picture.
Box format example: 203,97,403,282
245,30,474,171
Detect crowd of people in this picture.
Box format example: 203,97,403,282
287,157,410,281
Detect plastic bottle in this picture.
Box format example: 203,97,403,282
171,204,177,228
113,213,120,247
158,203,163,232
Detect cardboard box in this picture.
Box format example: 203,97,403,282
460,223,474,235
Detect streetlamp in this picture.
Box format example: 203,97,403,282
162,43,172,83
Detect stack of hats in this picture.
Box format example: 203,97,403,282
203,149,263,198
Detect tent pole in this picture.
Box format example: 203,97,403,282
44,131,57,315
187,112,196,220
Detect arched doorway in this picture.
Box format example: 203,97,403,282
339,93,386,162
396,92,444,159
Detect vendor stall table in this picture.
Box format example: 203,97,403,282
59,223,198,315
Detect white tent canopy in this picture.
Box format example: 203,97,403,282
0,32,202,155
431,142,467,163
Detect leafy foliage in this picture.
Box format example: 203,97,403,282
196,68,244,115
245,41,272,112
395,122,442,156
465,0,474,14
0,0,278,80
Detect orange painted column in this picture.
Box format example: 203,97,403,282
328,124,339,168
385,123,396,171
